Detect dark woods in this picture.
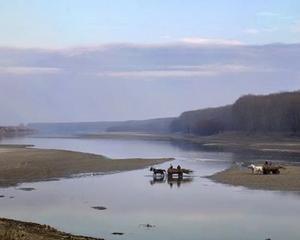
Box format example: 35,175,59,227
33,91,300,137
0,126,34,138
170,91,300,136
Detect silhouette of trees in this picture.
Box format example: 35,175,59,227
170,91,300,135
233,91,300,133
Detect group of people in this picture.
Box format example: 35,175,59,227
168,164,181,171
263,161,272,168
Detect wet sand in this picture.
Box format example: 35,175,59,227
209,165,300,191
0,218,102,240
0,146,172,239
0,147,172,187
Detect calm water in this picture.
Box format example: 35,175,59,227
0,137,300,240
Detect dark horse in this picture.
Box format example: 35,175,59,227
150,167,166,176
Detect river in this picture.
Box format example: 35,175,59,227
0,136,299,240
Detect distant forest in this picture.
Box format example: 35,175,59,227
0,126,33,138
170,91,300,135
28,91,300,136
107,118,175,133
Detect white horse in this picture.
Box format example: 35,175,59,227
248,164,263,174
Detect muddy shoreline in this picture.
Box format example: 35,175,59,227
0,217,103,240
209,165,300,191
0,146,172,187
0,145,173,239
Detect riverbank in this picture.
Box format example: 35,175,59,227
0,218,102,240
78,132,300,156
209,165,300,191
0,146,172,187
0,126,34,138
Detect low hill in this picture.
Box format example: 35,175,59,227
232,91,300,133
106,117,175,133
27,121,122,136
170,105,233,135
0,126,34,138
28,118,175,136
170,91,300,136
28,91,300,137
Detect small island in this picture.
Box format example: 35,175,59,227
209,165,300,191
0,145,173,239
0,145,173,187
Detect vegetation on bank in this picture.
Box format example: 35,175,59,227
170,105,232,135
105,90,300,136
106,117,175,133
171,91,300,136
0,126,34,138
27,90,300,137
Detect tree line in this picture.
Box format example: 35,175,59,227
170,91,300,135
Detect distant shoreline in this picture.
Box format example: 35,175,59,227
208,165,300,192
73,131,300,156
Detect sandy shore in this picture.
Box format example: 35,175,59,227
0,146,172,239
0,218,102,240
209,165,300,191
0,146,172,187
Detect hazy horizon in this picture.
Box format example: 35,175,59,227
1,1,300,125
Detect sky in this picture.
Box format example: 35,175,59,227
1,0,300,47
0,0,300,124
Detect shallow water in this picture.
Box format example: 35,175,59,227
0,137,300,240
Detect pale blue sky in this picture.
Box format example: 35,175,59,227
1,0,300,48
0,1,300,124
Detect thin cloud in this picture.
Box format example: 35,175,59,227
0,42,299,80
180,37,243,46
257,11,295,21
257,11,281,17
290,21,300,33
244,28,260,35
243,27,277,35
0,42,299,124
0,66,61,75
97,64,271,79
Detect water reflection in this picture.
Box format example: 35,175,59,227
1,137,300,239
150,174,194,188
167,176,193,188
150,175,165,185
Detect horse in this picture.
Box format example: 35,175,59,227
248,164,263,175
150,167,166,176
